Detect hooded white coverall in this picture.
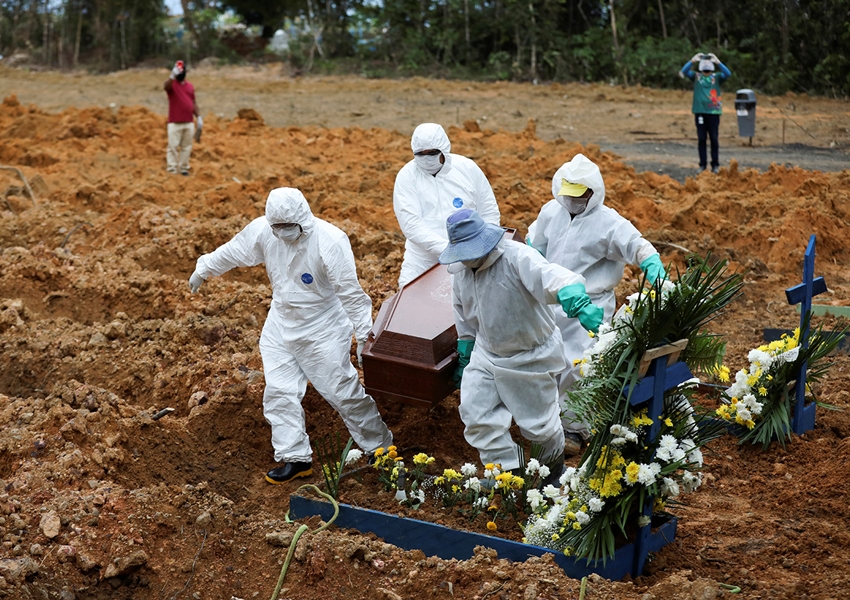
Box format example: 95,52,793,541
193,188,393,463
526,154,658,437
394,123,501,287
450,239,585,470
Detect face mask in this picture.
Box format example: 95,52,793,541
557,195,589,215
461,256,487,269
414,153,443,175
272,224,302,242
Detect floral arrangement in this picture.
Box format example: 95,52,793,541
715,316,846,449
531,256,744,561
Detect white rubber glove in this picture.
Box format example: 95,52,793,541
691,53,702,64
708,53,720,64
196,115,203,129
356,340,365,368
189,271,204,293
169,64,183,80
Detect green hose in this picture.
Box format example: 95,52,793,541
271,485,341,600
718,583,742,593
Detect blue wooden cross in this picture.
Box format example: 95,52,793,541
782,234,827,434
625,355,692,577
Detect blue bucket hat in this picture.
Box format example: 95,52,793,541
438,209,504,264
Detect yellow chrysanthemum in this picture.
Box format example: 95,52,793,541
434,477,446,486
664,417,673,427
759,386,768,396
572,522,582,531
484,463,495,471
374,447,385,457
551,533,560,541
625,462,640,484
486,521,497,531
413,453,430,465
717,365,730,383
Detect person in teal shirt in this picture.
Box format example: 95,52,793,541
680,52,732,173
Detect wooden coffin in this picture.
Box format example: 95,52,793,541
362,228,522,408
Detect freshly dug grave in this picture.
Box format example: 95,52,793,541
1,92,850,600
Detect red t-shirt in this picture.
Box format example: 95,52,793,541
167,81,196,123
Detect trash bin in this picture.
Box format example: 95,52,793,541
735,89,757,139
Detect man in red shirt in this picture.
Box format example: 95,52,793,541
163,60,201,176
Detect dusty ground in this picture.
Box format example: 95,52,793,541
1,66,850,600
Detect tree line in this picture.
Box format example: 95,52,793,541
1,0,847,96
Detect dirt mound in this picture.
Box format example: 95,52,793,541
1,98,849,599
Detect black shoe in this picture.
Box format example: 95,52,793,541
181,171,189,176
367,453,378,466
265,461,312,484
540,461,565,490
711,165,720,174
563,433,584,458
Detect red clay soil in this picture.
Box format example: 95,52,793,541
1,84,850,600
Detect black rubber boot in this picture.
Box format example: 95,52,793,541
265,461,313,485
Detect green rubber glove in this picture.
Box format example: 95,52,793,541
639,254,666,285
557,283,604,334
453,339,475,388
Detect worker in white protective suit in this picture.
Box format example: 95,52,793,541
188,187,393,484
393,123,501,287
440,208,604,485
526,154,665,455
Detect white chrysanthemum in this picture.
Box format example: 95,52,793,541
661,477,680,497
682,470,702,492
748,348,774,369
460,463,478,477
625,430,638,443
750,400,764,416
610,437,627,447
344,449,364,465
659,434,678,452
526,489,544,511
637,464,658,485
656,446,672,462
542,484,561,499
525,458,541,474
610,424,627,436
671,447,687,462
474,496,489,508
727,370,751,399
538,465,550,479
736,407,753,422
588,497,604,513
687,447,704,466
413,489,425,503
464,477,482,492
575,511,590,525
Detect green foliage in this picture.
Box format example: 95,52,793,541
315,434,355,499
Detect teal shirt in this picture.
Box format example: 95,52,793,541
681,60,731,115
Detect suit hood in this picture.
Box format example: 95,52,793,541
551,153,606,212
264,188,316,235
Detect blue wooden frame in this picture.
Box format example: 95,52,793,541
291,352,689,580
289,495,676,581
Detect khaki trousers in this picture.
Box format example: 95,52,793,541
166,122,194,173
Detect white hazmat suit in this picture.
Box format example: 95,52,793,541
527,154,659,437
394,123,500,286
192,188,393,464
450,239,585,470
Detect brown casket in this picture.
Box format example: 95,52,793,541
362,229,523,408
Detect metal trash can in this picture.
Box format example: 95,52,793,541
735,89,757,139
